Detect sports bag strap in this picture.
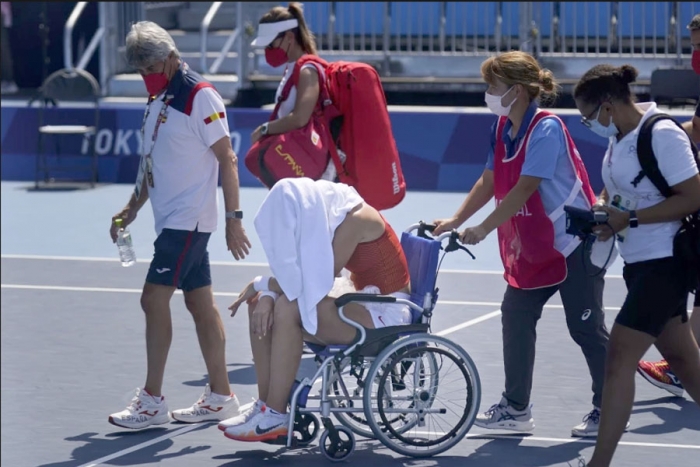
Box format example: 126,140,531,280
633,114,675,197
286,56,333,109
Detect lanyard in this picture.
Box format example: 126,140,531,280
139,94,172,188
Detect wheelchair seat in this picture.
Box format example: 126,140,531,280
304,232,442,359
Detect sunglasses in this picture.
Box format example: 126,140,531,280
580,103,603,128
265,33,285,50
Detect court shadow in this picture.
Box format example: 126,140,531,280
212,438,465,466
631,397,700,434
37,426,211,467
182,356,321,388
469,436,588,467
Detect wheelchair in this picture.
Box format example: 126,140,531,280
281,222,482,461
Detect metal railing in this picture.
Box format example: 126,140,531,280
300,1,696,58
64,2,105,72
92,1,697,93
200,2,243,75
534,2,698,59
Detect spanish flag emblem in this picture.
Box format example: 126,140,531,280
204,111,225,125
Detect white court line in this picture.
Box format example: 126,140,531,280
0,283,240,297
435,310,502,336
415,432,700,450
75,423,204,467
0,254,626,279
1,284,641,314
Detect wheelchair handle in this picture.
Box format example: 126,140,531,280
408,221,450,241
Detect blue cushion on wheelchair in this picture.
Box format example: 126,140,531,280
400,232,441,321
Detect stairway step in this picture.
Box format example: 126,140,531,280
170,30,238,53
177,7,237,31
179,52,240,75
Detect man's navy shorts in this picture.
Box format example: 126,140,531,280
146,227,212,291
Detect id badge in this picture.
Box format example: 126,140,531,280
146,155,154,188
134,156,146,200
609,193,637,242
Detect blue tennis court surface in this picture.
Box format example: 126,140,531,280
1,181,698,467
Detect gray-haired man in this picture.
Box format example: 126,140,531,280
108,21,251,429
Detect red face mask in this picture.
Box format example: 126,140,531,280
692,50,700,75
265,39,289,68
142,72,169,96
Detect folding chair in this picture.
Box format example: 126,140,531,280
36,68,100,189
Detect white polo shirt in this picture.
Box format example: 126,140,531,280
601,102,699,264
141,65,230,235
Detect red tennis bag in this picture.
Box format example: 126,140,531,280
244,62,336,188
287,56,407,211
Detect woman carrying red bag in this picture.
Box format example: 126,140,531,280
247,3,338,183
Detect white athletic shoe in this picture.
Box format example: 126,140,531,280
224,407,290,442
108,387,170,429
170,384,240,423
571,407,630,438
218,399,264,431
475,397,535,432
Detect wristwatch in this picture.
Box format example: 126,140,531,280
629,210,638,228
260,122,269,136
226,210,243,219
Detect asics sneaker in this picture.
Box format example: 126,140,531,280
474,397,535,432
637,360,684,397
571,407,630,437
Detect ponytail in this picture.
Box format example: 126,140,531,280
287,2,317,55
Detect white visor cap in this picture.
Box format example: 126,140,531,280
251,19,299,47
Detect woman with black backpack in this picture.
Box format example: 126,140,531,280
573,63,700,467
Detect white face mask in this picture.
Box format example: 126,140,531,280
485,86,516,117
587,106,619,138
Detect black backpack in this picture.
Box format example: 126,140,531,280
633,113,700,294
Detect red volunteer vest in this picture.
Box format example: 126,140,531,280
493,110,597,290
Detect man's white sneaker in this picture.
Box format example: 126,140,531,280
170,384,240,423
474,397,535,432
571,407,630,438
218,399,264,431
108,388,170,429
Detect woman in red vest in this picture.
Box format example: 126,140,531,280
433,51,611,438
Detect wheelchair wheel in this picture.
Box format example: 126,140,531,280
327,354,440,440
319,425,356,462
329,360,377,439
293,413,320,447
362,334,480,458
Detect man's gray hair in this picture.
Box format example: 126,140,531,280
688,14,700,32
125,21,180,70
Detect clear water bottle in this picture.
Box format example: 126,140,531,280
114,218,136,267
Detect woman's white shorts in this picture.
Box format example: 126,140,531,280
329,276,414,329
361,291,413,328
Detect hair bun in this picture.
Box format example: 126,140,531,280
618,65,638,84
538,69,555,93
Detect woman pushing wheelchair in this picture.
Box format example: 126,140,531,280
220,178,413,442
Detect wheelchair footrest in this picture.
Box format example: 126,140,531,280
261,435,294,447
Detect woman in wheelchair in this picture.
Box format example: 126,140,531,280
221,178,412,442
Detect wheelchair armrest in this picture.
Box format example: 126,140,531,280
334,293,397,308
